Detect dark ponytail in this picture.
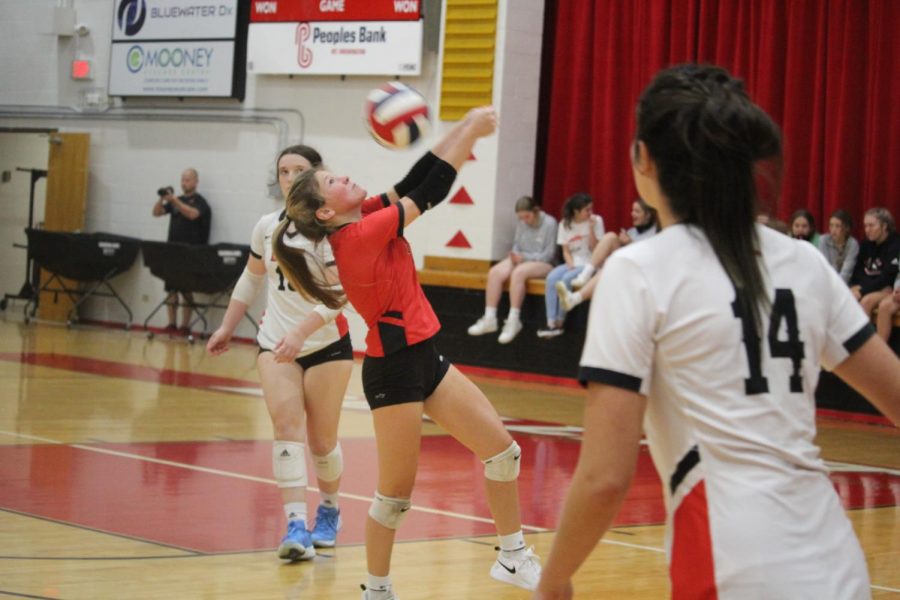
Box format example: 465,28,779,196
636,64,782,331
272,168,346,309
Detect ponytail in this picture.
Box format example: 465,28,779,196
272,168,346,310
636,65,782,332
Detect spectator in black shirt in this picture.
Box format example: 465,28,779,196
850,207,900,319
152,168,212,332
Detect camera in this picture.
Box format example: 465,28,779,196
157,186,174,198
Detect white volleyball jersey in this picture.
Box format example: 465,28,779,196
580,224,873,599
249,210,347,356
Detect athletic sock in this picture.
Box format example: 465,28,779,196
485,306,498,320
499,531,526,557
284,502,307,523
320,492,339,510
508,308,521,322
366,574,392,593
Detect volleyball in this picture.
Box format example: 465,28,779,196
365,82,430,149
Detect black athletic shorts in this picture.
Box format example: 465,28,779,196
259,334,353,370
362,337,451,410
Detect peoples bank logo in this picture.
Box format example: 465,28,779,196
118,0,147,36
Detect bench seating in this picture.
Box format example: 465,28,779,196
417,256,546,296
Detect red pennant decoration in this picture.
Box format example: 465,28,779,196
449,187,474,205
446,230,472,248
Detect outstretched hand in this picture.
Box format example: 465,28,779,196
466,106,499,138
206,328,231,355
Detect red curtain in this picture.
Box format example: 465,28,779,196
538,0,900,236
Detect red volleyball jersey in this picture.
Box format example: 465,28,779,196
328,195,440,357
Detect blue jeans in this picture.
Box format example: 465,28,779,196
544,264,585,325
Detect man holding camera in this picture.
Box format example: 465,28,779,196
152,167,212,333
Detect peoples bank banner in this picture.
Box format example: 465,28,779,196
109,0,247,98
247,0,423,75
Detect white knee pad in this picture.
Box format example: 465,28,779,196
368,492,412,529
483,441,521,482
311,444,343,482
273,441,308,489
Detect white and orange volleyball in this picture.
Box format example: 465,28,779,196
365,82,430,149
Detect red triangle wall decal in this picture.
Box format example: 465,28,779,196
449,187,474,205
446,230,472,248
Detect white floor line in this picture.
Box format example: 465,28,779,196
8,425,900,594
0,429,546,532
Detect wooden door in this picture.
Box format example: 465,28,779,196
37,132,90,321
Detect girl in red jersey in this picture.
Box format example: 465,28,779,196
273,107,541,600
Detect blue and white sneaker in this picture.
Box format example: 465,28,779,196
277,519,316,561
310,504,342,548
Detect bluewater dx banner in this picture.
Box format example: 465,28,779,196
109,0,246,98
247,0,423,76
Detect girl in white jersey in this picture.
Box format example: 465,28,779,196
535,65,900,599
207,145,352,562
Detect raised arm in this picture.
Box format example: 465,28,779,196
384,108,490,203
397,106,498,228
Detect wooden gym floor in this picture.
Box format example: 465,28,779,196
0,320,898,599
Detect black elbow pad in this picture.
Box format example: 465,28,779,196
407,159,457,213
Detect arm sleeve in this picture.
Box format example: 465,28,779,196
249,217,266,259
511,221,523,254
556,222,568,246
196,194,211,218
593,215,605,238
313,303,342,324
839,238,859,284
819,253,874,371
521,216,558,264
578,254,655,395
392,151,438,199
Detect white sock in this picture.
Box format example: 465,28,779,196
284,502,307,523
579,264,595,279
485,306,498,320
366,574,392,593
499,531,526,556
508,308,521,322
570,292,584,307
320,492,340,510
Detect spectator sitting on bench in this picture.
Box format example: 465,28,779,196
817,208,859,284
789,208,819,245
850,207,900,320
467,195,558,344
557,198,658,312
875,250,900,342
538,193,604,339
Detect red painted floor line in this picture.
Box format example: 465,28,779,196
0,352,258,390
